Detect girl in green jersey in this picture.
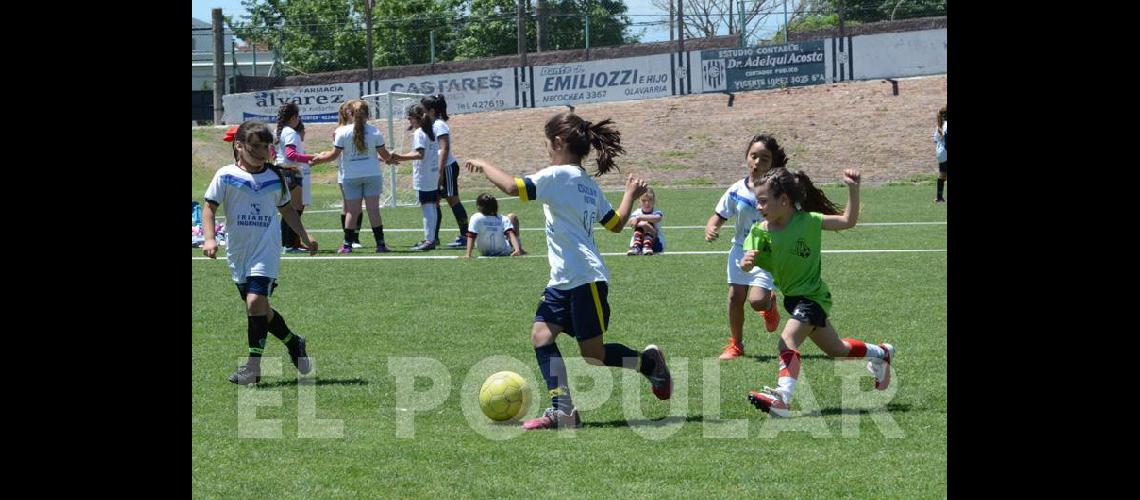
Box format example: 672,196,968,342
740,167,895,417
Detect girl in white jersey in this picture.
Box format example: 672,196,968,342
933,106,948,203
704,134,785,360
335,101,364,247
390,104,442,251
311,100,396,253
203,121,317,386
464,112,673,431
462,193,525,258
274,103,313,252
422,94,471,248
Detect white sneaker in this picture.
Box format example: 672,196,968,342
867,343,895,390
748,386,790,418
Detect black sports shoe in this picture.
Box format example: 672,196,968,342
228,364,261,385
287,336,312,375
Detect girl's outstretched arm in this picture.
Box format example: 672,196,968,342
822,169,861,231
464,159,518,196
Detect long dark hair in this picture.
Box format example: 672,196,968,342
476,193,498,216
234,121,288,199
745,133,789,169
758,167,841,215
406,104,435,141
544,112,624,177
275,103,300,144
421,94,449,121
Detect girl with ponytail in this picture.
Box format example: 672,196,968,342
462,112,673,431
739,167,896,418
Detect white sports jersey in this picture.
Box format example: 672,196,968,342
628,207,665,247
204,164,291,283
275,126,308,174
431,120,457,167
411,128,440,191
714,177,766,247
467,212,514,256
519,165,619,290
333,124,385,180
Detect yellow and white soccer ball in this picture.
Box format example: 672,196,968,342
478,371,531,422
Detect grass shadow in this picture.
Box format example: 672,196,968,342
747,353,833,363
254,377,369,388
813,403,913,416
581,414,705,429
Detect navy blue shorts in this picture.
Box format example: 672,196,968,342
418,189,441,204
784,295,828,328
534,281,610,341
236,276,277,300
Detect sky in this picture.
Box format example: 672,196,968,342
191,0,786,46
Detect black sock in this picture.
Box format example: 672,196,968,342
433,203,442,242
603,343,639,369
535,343,573,413
281,218,295,248
343,228,354,246
294,207,305,247
247,315,269,367
937,179,945,199
352,214,363,244
451,203,469,235
372,225,385,246
267,309,298,346
638,349,657,377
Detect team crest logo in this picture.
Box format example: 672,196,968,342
703,59,726,91
250,203,262,216
793,238,811,258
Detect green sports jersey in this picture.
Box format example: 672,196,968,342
743,211,832,314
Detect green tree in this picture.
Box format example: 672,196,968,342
453,0,638,59
229,0,462,74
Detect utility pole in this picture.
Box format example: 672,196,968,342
517,0,527,67
366,0,374,93
212,8,224,124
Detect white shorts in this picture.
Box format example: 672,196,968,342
342,175,383,200
727,244,775,289
480,247,513,257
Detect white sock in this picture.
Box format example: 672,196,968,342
776,376,796,403
864,344,886,360
422,204,437,241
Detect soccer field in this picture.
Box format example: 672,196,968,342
192,183,946,497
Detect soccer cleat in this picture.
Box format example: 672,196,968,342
642,345,672,400
719,340,745,360
227,364,261,386
337,244,353,254
287,335,313,375
351,242,364,249
760,295,780,333
868,343,895,390
642,242,655,256
522,407,581,431
412,240,437,251
748,386,790,417
446,235,466,248
375,244,391,253
283,247,306,254
627,245,642,256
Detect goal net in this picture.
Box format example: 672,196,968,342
361,91,429,208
